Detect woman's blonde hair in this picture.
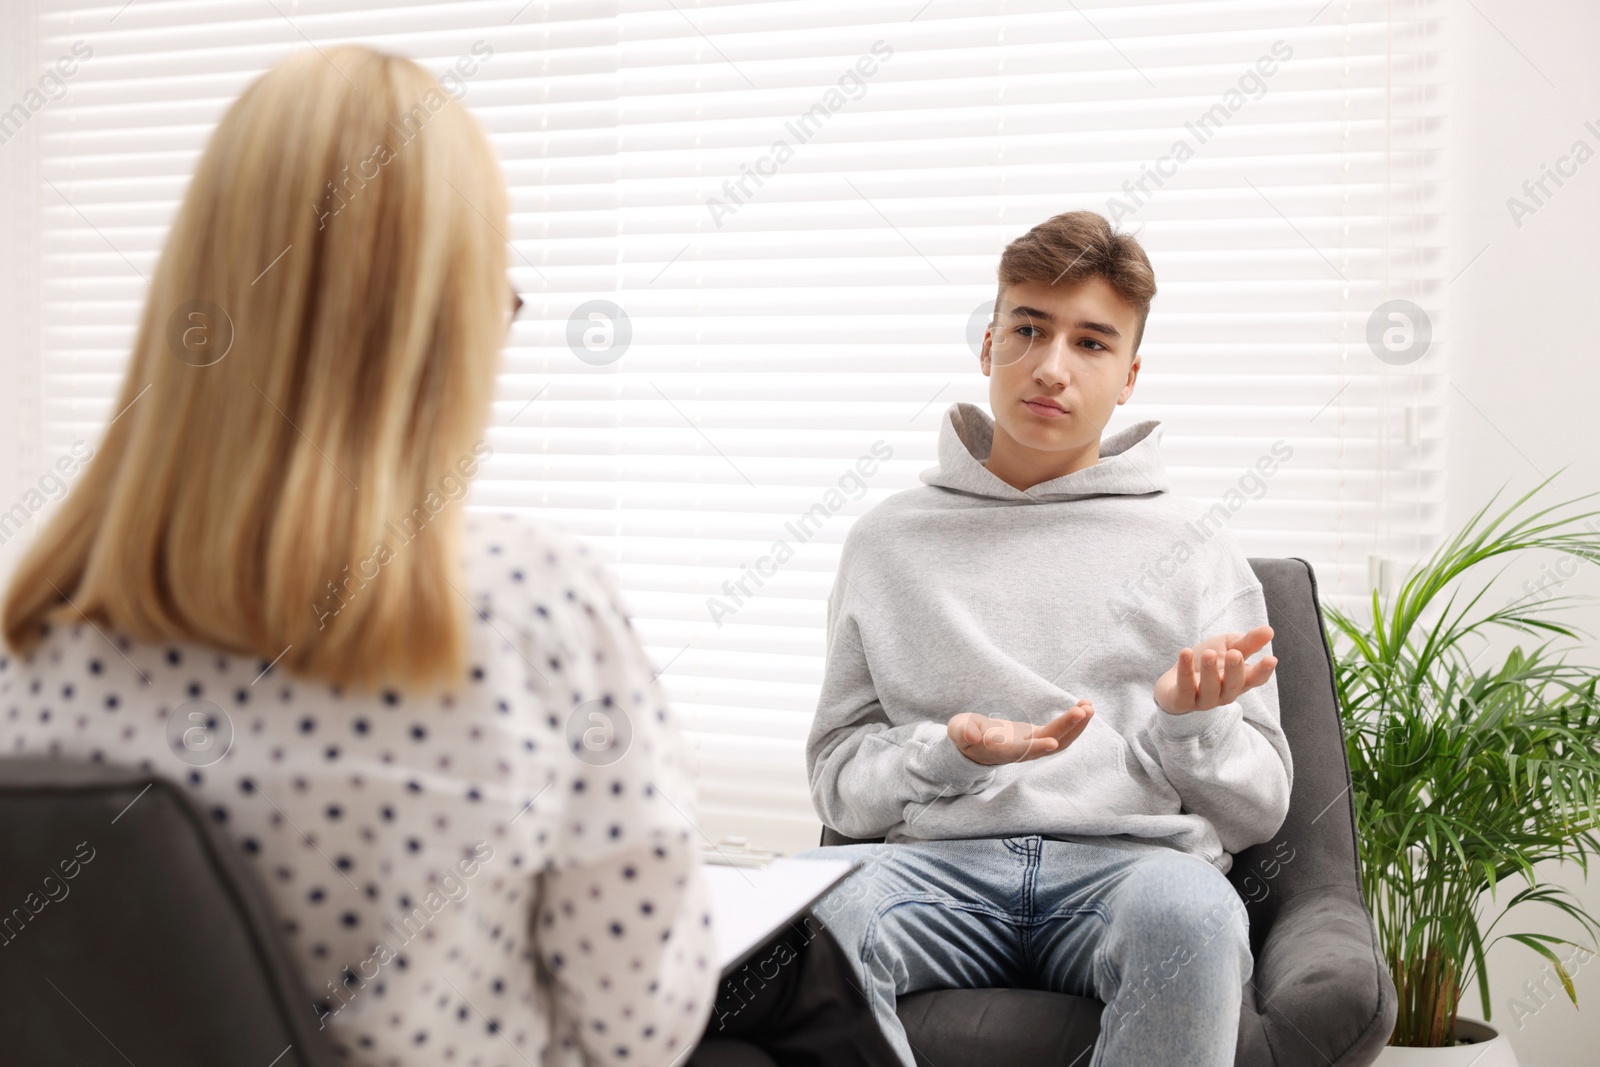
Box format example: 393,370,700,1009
3,44,510,691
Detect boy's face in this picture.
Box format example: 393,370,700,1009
980,276,1141,458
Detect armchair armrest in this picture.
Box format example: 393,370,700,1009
1251,885,1396,1066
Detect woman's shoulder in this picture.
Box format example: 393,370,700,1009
463,511,595,572
458,511,681,791
459,511,630,634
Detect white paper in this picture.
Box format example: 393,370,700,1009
703,856,857,973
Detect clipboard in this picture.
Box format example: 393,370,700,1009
703,856,860,978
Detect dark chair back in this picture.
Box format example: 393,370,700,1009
0,759,341,1066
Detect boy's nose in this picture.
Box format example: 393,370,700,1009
1034,342,1074,384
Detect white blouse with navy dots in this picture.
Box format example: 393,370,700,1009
0,512,719,1067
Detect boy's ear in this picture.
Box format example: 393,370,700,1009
1118,352,1141,403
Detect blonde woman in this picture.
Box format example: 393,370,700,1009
1,46,717,1067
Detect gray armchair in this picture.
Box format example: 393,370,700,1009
819,557,1399,1067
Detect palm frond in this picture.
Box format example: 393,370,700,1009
1330,476,1600,1046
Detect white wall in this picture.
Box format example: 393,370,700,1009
0,0,41,547
1443,1,1600,1062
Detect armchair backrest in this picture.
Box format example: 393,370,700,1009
1228,557,1362,949
0,758,341,1066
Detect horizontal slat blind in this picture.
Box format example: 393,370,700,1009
34,0,1444,852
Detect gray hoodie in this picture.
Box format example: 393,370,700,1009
806,402,1294,874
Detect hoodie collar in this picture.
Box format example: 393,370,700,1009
919,401,1168,502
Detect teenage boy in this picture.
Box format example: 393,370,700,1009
799,211,1294,1067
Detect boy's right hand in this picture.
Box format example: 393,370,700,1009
946,699,1095,766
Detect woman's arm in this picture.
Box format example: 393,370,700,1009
515,531,719,1066
533,832,714,1066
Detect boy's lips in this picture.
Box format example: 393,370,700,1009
1023,397,1070,418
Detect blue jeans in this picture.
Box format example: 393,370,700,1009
797,835,1252,1067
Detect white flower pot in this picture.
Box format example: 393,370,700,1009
1373,1017,1520,1067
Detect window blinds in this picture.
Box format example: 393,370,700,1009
29,0,1444,853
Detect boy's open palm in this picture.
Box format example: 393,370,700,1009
1154,624,1277,715
947,699,1095,766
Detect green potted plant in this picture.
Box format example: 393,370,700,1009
1325,474,1600,1064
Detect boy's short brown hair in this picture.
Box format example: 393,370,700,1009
995,210,1157,354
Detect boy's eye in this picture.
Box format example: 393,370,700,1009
1079,337,1107,351
1015,325,1042,338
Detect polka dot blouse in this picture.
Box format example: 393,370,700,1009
0,513,719,1067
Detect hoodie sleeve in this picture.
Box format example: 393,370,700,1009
806,575,998,840
1140,582,1295,855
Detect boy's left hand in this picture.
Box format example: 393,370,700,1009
1154,624,1277,715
